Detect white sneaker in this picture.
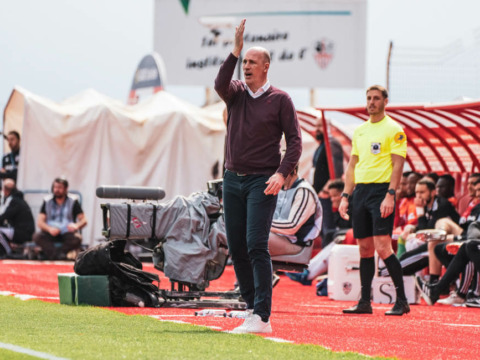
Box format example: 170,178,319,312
437,291,466,306
230,314,272,334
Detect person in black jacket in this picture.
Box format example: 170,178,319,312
416,222,480,307
312,117,344,240
0,131,21,182
414,179,459,280
0,179,35,258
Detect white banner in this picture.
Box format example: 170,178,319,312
154,0,366,88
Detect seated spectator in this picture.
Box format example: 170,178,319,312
33,177,87,260
436,174,457,208
394,172,422,256
457,173,480,218
427,179,480,304
268,164,322,256
0,179,35,258
321,179,352,247
416,221,480,307
0,131,21,181
393,171,411,230
435,178,480,238
424,172,439,185
379,179,459,281
285,180,352,286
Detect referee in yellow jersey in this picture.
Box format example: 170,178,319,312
339,85,409,316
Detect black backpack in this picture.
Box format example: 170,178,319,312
74,239,161,307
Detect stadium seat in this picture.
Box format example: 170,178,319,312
271,243,313,272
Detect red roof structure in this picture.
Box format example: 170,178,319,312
297,100,480,191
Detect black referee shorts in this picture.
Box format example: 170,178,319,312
351,183,394,239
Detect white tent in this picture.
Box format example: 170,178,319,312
4,87,226,246
4,87,318,247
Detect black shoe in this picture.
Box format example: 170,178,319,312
415,276,439,305
465,296,480,308
343,300,373,314
385,299,410,316
286,269,312,285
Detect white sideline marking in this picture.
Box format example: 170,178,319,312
443,323,480,328
0,342,69,360
154,319,190,325
1,260,73,265
265,337,293,343
0,291,59,301
148,314,195,318
149,316,226,331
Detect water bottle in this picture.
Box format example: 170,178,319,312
194,309,226,317
125,292,145,307
225,311,250,319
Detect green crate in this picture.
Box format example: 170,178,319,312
75,275,111,306
58,273,77,305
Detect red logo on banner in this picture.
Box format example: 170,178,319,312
314,39,335,69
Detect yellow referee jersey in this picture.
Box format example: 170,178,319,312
351,115,407,184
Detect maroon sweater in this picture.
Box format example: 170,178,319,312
214,53,302,178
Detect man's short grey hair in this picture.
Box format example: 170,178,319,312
248,46,271,63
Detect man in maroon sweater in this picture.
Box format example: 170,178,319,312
215,19,302,334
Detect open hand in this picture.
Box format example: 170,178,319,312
264,173,284,195
232,19,246,57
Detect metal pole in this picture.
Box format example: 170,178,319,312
310,88,316,107
321,110,335,181
386,41,393,91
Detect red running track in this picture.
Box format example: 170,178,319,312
1,260,479,359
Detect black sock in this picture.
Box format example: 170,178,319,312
360,257,375,302
429,274,439,284
384,254,407,302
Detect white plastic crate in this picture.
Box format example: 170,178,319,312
327,244,361,301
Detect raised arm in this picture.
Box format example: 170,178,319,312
214,19,246,103
338,155,358,220
232,19,245,58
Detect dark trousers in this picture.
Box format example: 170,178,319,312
223,171,277,321
33,231,82,260
320,197,334,247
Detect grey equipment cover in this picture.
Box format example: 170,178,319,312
104,192,227,286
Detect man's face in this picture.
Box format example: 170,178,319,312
328,188,342,208
416,183,434,205
366,90,388,116
435,178,452,199
243,49,269,90
52,182,67,199
7,134,19,152
406,174,420,197
468,176,480,197
397,176,408,198
315,119,324,141
474,183,480,199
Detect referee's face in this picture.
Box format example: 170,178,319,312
366,90,388,116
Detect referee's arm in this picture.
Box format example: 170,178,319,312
380,153,405,218
338,155,358,220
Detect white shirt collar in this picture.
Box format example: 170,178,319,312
245,80,270,99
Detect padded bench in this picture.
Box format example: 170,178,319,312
271,244,313,272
